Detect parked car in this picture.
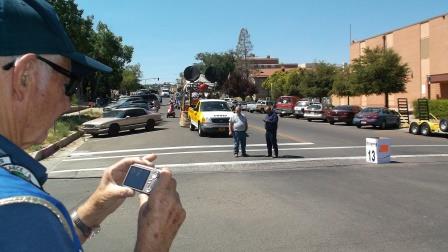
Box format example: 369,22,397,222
131,93,160,109
293,99,310,118
327,105,362,125
274,96,299,117
161,88,170,97
255,100,274,113
188,99,233,137
353,107,401,129
239,101,248,111
81,108,162,137
304,103,333,121
103,97,145,111
247,102,257,113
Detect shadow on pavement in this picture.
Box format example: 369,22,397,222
279,155,304,159
91,127,169,139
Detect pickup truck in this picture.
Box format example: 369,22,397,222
188,99,233,137
255,100,274,113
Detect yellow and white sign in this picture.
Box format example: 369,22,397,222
366,137,391,164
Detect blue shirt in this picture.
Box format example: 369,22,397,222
0,134,82,252
264,112,278,132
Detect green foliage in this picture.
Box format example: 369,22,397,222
48,0,135,99
350,47,410,107
195,51,236,89
121,64,143,93
412,99,448,119
332,66,353,97
262,62,338,100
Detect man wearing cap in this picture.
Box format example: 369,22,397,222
0,0,185,251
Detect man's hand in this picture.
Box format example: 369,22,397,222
76,154,158,242
135,168,186,252
229,130,233,136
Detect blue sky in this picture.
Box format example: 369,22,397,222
76,0,447,83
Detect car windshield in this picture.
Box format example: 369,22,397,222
200,102,231,112
278,97,291,104
296,101,309,106
307,104,322,110
361,107,382,113
103,110,126,118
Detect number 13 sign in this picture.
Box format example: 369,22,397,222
366,137,391,164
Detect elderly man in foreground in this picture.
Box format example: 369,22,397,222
0,0,185,251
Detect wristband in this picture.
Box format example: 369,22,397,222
71,211,101,239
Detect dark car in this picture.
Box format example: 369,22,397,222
327,105,362,125
103,97,145,112
353,107,401,129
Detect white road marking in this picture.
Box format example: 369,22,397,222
49,153,448,174
69,142,314,157
63,144,448,162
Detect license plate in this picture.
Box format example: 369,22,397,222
218,128,225,132
334,117,338,121
361,121,367,125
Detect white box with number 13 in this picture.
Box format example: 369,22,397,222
366,137,391,164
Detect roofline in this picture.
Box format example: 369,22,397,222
352,12,448,44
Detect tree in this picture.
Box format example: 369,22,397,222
195,51,236,90
298,63,338,101
223,72,257,98
121,64,143,93
350,47,410,107
235,28,254,79
331,66,353,104
48,1,135,99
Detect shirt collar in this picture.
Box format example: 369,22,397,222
0,134,47,186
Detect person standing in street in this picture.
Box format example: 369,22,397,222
264,106,279,158
229,105,248,157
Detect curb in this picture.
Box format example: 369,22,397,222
33,131,84,161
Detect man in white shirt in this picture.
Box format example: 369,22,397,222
229,105,248,157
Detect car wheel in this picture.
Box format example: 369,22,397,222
329,121,334,125
279,114,284,117
108,124,120,136
145,119,155,131
249,110,253,113
356,125,362,129
91,133,99,138
295,115,299,119
439,119,448,132
420,122,431,136
346,121,353,126
409,122,420,135
198,124,206,137
260,108,265,113
307,118,312,122
189,122,195,131
380,120,387,130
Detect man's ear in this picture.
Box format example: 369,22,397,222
12,54,38,102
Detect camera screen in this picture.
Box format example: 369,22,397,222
123,166,151,190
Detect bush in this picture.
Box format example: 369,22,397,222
412,99,448,119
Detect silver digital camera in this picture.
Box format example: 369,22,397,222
122,164,160,194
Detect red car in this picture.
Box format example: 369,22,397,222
327,105,362,125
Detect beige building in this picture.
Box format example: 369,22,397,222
333,13,448,108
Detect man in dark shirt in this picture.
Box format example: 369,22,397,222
263,106,279,158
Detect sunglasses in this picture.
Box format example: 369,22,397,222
2,55,80,97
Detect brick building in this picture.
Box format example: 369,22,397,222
248,56,315,99
333,13,448,108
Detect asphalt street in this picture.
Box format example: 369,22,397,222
42,101,448,251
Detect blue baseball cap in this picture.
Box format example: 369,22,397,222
0,0,112,76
